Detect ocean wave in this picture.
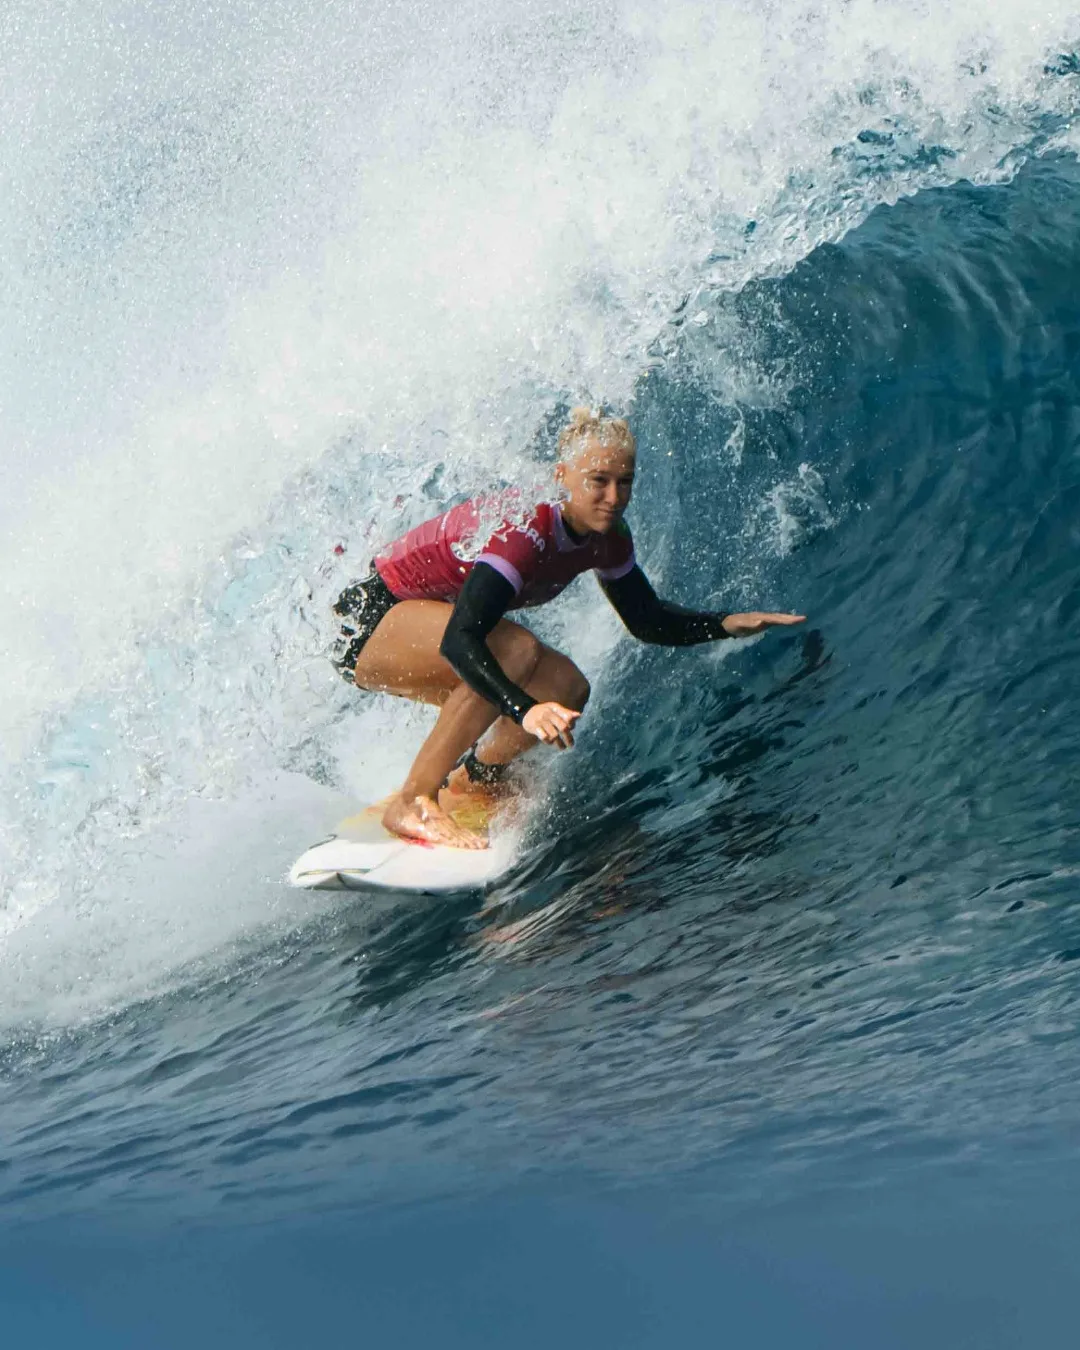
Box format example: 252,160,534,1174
1,0,1079,1188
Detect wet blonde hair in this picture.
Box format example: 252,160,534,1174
557,406,636,461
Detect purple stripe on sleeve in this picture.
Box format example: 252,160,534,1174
476,553,524,594
595,549,636,581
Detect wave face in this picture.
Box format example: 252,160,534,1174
2,0,1080,1221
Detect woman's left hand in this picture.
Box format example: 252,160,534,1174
722,612,806,637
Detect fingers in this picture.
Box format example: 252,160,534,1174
727,611,807,635
538,707,578,748
523,702,581,748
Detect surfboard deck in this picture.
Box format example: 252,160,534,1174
288,791,514,894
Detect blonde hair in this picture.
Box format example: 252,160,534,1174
557,406,636,460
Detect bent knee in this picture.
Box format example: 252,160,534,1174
490,623,543,684
564,663,591,711
537,648,590,710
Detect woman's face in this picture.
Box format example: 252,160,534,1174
556,435,636,535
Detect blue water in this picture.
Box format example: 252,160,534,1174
4,3,1080,1342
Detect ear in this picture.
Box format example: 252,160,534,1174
553,462,566,485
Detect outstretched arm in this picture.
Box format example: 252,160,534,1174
600,566,805,643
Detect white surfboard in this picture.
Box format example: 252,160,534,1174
288,797,515,894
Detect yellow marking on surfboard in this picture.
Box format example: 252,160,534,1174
336,788,501,843
441,786,501,835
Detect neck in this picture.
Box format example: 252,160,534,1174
558,503,589,541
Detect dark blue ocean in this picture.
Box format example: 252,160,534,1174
3,3,1080,1343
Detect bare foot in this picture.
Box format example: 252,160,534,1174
382,793,488,850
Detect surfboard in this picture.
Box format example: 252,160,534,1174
288,792,515,893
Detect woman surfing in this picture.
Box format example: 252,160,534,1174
331,408,805,849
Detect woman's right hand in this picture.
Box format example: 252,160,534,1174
522,702,581,749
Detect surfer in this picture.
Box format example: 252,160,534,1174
331,408,805,849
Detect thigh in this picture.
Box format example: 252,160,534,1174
529,643,591,709
352,600,459,705
353,601,541,708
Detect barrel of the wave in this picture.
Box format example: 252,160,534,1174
292,406,803,891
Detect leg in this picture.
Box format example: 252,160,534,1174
352,599,462,706
482,645,590,764
352,600,543,846
447,646,591,791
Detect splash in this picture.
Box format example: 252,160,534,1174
1,0,1078,1023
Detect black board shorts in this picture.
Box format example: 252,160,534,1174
330,568,399,683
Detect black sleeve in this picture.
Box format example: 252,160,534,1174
600,565,731,646
439,563,538,724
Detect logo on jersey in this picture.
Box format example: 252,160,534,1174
521,524,546,552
